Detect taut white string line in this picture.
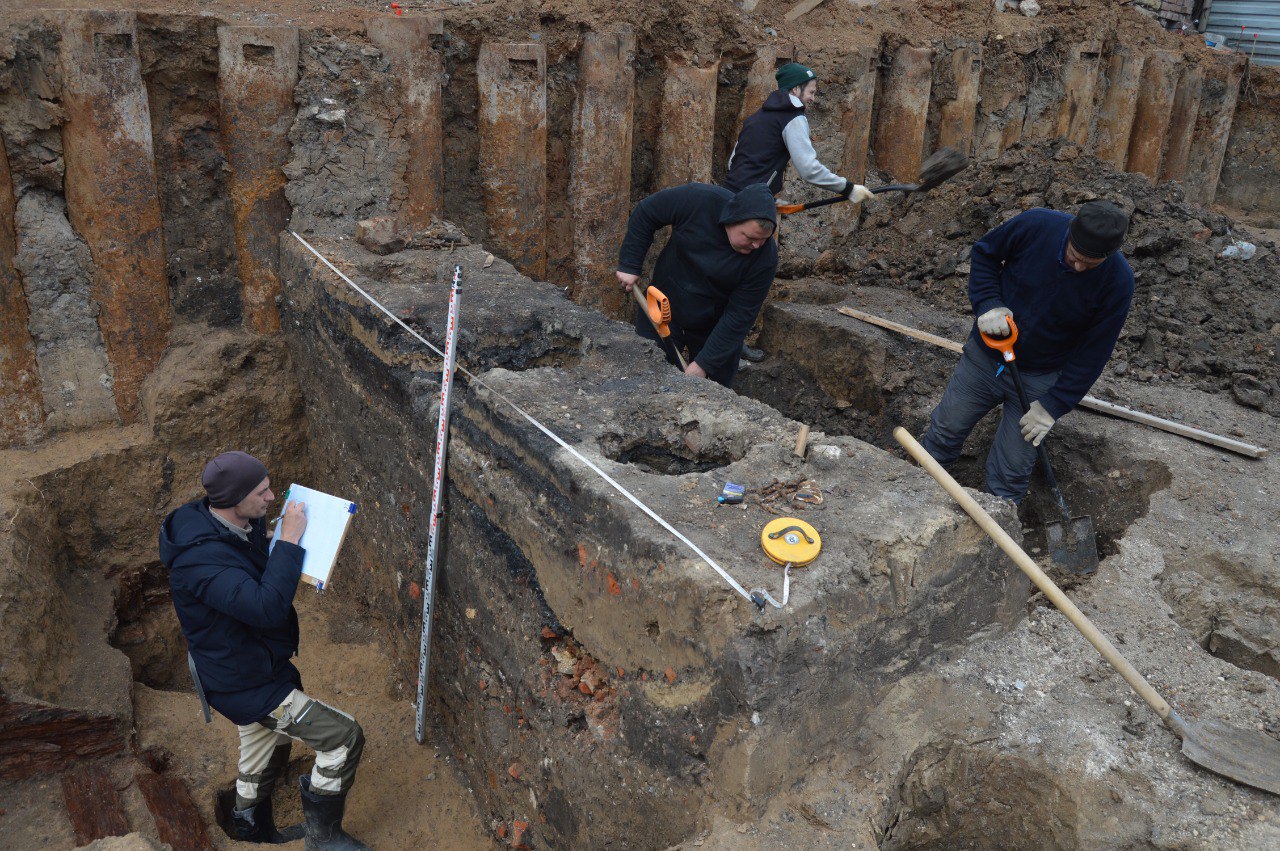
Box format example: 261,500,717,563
290,232,758,605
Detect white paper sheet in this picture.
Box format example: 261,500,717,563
268,483,357,591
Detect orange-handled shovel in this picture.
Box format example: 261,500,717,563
631,282,689,371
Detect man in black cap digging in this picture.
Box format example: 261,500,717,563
160,451,370,849
616,182,780,388
921,201,1134,503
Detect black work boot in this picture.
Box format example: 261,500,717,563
299,776,370,850
740,343,766,363
229,794,306,844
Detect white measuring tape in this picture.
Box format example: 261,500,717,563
289,233,758,606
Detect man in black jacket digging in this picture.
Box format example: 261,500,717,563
160,451,369,849
616,182,779,387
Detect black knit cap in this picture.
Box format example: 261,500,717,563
202,451,269,509
1068,201,1129,259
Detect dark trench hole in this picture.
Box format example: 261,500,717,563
109,561,191,693
611,442,736,475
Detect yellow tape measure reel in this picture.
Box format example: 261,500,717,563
761,517,821,567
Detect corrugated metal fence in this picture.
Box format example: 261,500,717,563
1205,0,1280,67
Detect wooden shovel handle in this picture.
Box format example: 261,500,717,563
892,427,1176,725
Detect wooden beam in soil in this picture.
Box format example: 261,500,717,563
61,765,129,845
137,770,213,851
833,306,1268,458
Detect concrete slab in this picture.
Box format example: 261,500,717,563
655,60,718,189
0,138,43,447
477,43,547,279
217,25,299,334
875,44,933,181
366,14,445,230
59,10,171,421
279,237,1028,849
569,30,635,317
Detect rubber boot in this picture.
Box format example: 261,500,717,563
299,776,370,850
231,795,306,844
741,343,766,363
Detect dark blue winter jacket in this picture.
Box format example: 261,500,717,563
160,499,304,725
968,208,1135,419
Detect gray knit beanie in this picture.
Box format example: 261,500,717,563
202,451,269,509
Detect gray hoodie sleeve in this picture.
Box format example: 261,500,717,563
781,115,846,191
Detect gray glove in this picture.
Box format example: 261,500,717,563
977,307,1013,338
1020,401,1055,446
841,180,875,204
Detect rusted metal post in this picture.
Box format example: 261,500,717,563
218,26,299,334
1091,47,1146,169
1125,51,1179,181
833,47,878,232
569,30,635,317
0,138,43,447
1182,54,1244,205
478,43,547,279
1056,42,1102,146
367,14,445,230
933,43,981,157
1160,65,1204,185
655,59,719,189
736,45,795,129
875,44,934,181
59,10,172,422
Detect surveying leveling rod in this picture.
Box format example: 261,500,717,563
415,265,462,743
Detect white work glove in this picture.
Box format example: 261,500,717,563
977,307,1013,338
1020,400,1055,447
841,180,874,204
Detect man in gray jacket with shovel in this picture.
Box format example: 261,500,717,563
921,201,1134,503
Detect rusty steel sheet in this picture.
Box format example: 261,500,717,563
874,44,934,182
1056,41,1103,147
735,44,796,129
1160,64,1204,184
1182,53,1246,205
1091,46,1147,169
933,44,982,158
217,26,299,334
0,137,44,447
59,10,172,422
569,30,635,317
655,60,719,190
367,14,444,230
478,42,547,279
832,47,878,233
1125,51,1179,180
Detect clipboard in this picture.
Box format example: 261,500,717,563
268,483,357,591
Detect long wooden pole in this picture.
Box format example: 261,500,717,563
835,306,1267,459
894,427,1182,730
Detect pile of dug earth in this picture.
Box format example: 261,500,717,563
826,139,1279,417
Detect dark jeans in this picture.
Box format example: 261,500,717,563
633,305,739,387
921,338,1061,502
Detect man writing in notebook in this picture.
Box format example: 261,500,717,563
160,451,370,849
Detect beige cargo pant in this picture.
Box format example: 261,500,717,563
235,689,365,809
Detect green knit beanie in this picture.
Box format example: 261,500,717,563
775,62,816,92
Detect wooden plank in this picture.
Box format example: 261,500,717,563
1,694,127,781
784,0,828,22
832,306,1268,458
61,766,129,845
137,770,213,851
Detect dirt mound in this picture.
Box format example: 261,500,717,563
827,139,1279,415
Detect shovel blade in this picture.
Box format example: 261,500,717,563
1045,515,1099,575
1181,718,1280,796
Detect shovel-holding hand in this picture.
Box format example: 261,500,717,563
1020,401,1055,446
617,271,640,292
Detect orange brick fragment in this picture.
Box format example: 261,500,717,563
606,572,622,596
665,666,677,684
507,762,523,780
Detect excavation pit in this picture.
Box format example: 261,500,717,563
1,4,1279,848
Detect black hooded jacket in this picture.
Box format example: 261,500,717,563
722,89,805,194
617,182,778,375
159,499,304,725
